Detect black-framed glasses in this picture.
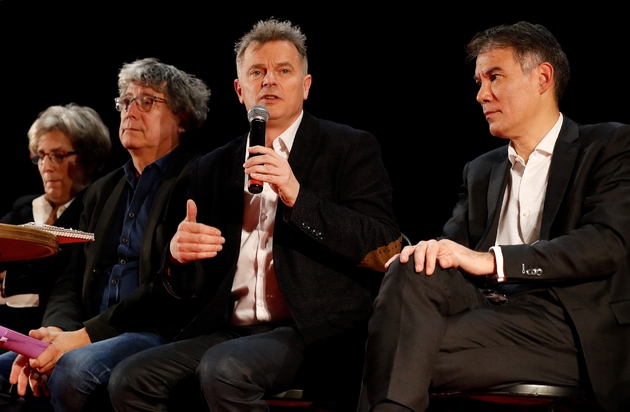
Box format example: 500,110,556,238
114,94,168,113
30,151,78,165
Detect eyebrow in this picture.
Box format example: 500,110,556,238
248,61,295,70
474,65,503,81
37,146,65,153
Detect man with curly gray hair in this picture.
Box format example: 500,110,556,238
9,58,210,412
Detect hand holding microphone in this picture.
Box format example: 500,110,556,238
247,105,269,194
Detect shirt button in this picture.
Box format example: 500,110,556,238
522,211,530,217
128,212,135,218
120,259,126,264
111,279,118,285
261,214,268,221
122,238,129,243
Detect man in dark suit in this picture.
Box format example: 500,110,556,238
9,58,210,412
108,18,401,411
359,22,630,412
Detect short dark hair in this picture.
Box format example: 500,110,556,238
235,18,308,77
118,58,211,135
466,21,570,101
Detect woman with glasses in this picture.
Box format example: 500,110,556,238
0,103,111,338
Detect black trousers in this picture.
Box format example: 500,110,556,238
359,257,581,412
108,324,307,412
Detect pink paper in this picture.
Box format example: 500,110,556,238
0,326,50,358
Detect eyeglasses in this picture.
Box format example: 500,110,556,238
115,94,168,113
30,151,78,165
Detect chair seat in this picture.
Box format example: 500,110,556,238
429,383,603,411
431,383,590,401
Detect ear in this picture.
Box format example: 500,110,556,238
537,62,554,95
302,74,313,100
234,78,245,104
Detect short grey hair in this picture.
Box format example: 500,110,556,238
117,58,211,134
28,103,111,177
467,21,570,102
235,18,308,76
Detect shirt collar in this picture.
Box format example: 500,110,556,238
124,146,178,186
507,113,563,165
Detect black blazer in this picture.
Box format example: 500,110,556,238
127,112,402,347
0,190,85,334
42,147,198,343
441,117,630,411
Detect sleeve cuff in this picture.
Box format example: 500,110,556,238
489,246,506,282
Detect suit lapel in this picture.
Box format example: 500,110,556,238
287,112,319,184
84,175,125,296
224,136,247,260
478,156,510,251
540,118,580,240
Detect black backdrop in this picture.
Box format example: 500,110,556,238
1,3,628,243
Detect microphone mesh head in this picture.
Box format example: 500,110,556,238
247,105,269,122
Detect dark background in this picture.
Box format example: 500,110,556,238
1,4,628,243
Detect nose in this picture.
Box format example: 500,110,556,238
123,99,140,118
40,154,55,170
476,81,492,104
262,72,276,87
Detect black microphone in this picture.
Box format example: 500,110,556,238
247,105,269,194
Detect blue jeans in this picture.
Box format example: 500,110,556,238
49,332,165,412
0,351,17,404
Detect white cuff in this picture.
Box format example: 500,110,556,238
489,246,506,282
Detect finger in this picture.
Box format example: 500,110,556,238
29,372,41,396
424,241,438,275
16,365,29,396
414,243,429,274
185,199,197,223
35,373,50,397
384,253,400,269
9,355,26,384
398,246,415,264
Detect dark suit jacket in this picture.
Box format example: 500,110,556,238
164,112,401,346
0,191,85,334
42,147,198,343
441,117,630,412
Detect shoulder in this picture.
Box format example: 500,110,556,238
0,194,39,223
302,112,375,143
86,167,125,194
83,167,125,207
10,194,39,210
575,121,630,145
198,135,247,166
466,145,508,170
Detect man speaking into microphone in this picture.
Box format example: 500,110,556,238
108,18,401,411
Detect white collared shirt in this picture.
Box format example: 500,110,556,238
492,113,563,281
32,194,74,225
230,112,303,326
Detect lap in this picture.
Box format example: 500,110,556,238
198,326,307,393
109,326,308,410
56,332,166,370
433,291,581,391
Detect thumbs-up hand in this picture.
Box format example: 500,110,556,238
169,199,224,265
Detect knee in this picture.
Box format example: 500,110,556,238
380,256,447,294
50,350,88,387
108,357,141,403
196,349,249,395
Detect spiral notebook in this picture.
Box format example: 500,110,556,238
19,223,95,244
0,326,50,358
